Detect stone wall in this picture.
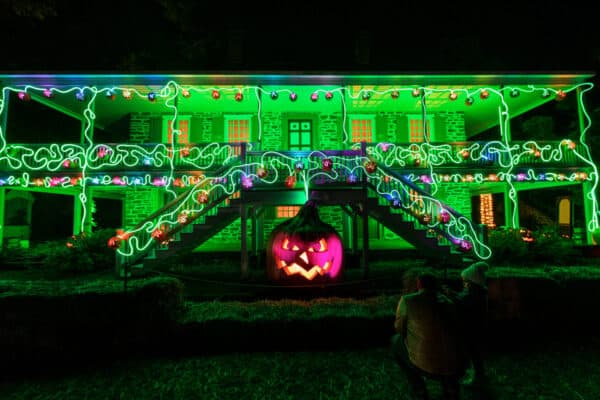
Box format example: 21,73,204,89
434,184,472,217
438,111,466,141
261,112,283,150
129,113,152,143
318,113,341,149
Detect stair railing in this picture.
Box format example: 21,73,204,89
365,164,491,260
115,161,243,273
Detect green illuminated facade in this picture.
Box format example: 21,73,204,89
0,74,596,273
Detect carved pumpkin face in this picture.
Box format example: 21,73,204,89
267,201,343,283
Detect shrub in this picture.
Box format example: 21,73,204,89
488,226,577,266
41,228,116,273
134,277,186,322
528,226,578,265
488,227,529,264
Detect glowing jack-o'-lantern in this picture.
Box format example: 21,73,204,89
266,201,344,284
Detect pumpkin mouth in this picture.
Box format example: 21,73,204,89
277,259,332,280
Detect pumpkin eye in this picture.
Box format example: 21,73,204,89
309,238,328,253
282,238,300,251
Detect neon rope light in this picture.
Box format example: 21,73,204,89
0,81,596,262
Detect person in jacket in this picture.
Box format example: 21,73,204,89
450,261,490,386
391,271,467,400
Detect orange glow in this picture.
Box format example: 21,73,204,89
479,194,496,228
279,260,332,280
277,206,300,218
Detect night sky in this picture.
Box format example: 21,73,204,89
0,1,598,74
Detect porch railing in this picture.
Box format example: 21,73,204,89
0,140,589,174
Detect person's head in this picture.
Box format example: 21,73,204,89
461,261,489,288
402,268,420,294
416,271,439,292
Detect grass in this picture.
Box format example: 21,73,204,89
1,335,598,400
2,253,600,399
182,295,399,322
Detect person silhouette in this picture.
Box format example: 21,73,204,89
392,271,467,400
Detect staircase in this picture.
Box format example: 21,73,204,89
142,198,241,267
115,151,487,276
358,164,486,264
115,163,243,277
347,196,465,265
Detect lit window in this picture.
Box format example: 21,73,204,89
350,115,375,143
480,194,496,228
407,115,434,143
409,189,424,212
225,115,251,156
226,116,251,143
277,206,300,218
163,117,190,144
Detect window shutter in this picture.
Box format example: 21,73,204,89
434,115,446,142
190,116,203,142
149,117,162,142
251,115,259,144
212,115,224,143
376,114,386,142
396,115,408,142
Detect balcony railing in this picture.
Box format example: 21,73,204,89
361,140,590,170
0,141,591,180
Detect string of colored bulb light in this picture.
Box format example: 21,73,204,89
0,81,597,260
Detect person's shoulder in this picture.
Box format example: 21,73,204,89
402,291,420,301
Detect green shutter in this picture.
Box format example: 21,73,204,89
149,117,162,142
190,116,203,143
376,114,386,142
396,114,409,142
212,115,224,142
251,115,259,144
434,115,446,142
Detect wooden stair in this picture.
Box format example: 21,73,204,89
356,197,465,265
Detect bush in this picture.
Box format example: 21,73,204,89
41,228,116,273
528,226,578,265
488,227,529,264
488,226,577,266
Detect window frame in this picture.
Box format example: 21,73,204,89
287,118,313,151
224,114,253,143
406,114,435,143
162,115,191,144
349,114,376,143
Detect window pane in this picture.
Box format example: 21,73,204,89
277,206,300,218
227,118,250,143
288,119,312,151
290,132,299,145
350,118,373,143
300,131,311,145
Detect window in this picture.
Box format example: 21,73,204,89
276,206,300,218
407,115,434,143
163,116,190,144
288,120,312,151
225,115,251,143
409,189,425,213
479,194,496,229
350,115,375,143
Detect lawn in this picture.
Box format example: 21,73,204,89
2,250,600,399
1,334,598,400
